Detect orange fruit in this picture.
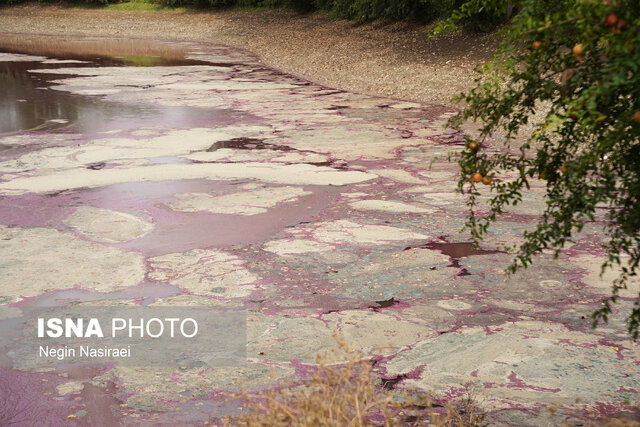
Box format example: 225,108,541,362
633,111,640,124
471,173,483,183
482,176,492,185
532,41,542,50
604,13,618,27
617,19,628,31
573,44,585,57
468,141,478,151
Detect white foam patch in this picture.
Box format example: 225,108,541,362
349,199,434,213
371,169,426,184
65,206,154,242
169,186,312,215
0,227,145,297
263,219,428,255
148,249,259,298
41,59,89,64
0,53,47,62
280,126,421,160
0,163,376,195
263,239,335,255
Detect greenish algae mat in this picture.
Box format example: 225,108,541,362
0,37,637,426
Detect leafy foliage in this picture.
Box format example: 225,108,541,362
0,0,506,26
0,0,115,5
448,0,640,338
330,0,440,22
435,0,516,33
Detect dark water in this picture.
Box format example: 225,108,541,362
207,137,295,152
406,241,504,257
0,49,233,134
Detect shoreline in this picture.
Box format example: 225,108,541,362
0,4,497,107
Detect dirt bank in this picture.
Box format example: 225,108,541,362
0,4,496,106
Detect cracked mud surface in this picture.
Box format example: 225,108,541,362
0,39,637,426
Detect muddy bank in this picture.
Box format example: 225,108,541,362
0,4,496,106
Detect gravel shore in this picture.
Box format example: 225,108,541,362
0,5,497,106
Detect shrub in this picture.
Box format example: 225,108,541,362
331,0,439,22
0,0,503,25
218,338,486,426
444,0,640,338
0,0,116,5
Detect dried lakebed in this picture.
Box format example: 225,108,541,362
0,37,638,426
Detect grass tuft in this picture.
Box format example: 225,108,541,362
217,336,486,426
102,0,186,11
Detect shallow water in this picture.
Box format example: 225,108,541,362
0,48,235,134
0,35,632,427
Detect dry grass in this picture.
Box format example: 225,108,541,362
586,407,640,427
554,404,640,427
594,420,640,427
216,337,485,426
